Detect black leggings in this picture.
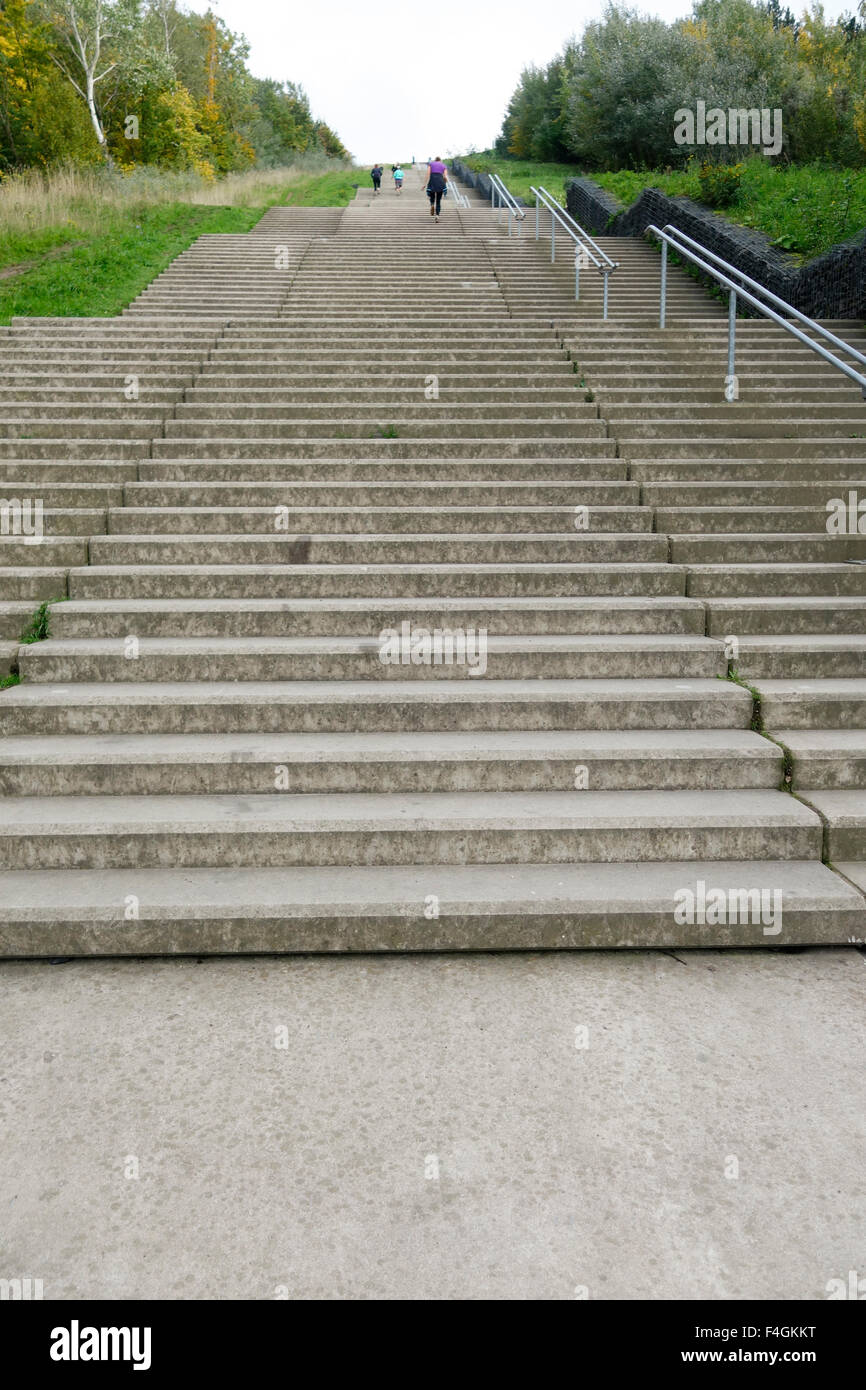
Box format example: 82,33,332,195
427,186,444,214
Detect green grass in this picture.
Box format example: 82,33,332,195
460,156,580,206
0,166,359,322
460,154,866,261
278,169,360,206
593,161,866,260
0,673,21,690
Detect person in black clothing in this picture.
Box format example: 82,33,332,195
371,164,383,194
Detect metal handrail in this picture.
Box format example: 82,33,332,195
646,223,866,400
531,185,619,320
447,177,470,210
489,173,525,237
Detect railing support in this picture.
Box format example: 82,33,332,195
603,270,610,322
727,289,737,396
660,242,667,330
574,250,580,301
551,209,555,263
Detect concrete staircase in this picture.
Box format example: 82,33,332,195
1,166,865,952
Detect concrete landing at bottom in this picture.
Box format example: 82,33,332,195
1,948,864,1299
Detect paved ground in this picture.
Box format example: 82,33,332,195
2,947,864,1300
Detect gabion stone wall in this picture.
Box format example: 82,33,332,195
565,176,866,320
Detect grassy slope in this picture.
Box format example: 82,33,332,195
0,167,359,322
460,155,866,261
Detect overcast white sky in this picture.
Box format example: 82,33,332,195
209,0,855,163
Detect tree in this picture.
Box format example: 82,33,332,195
39,0,141,155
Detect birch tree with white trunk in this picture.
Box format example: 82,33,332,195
41,0,141,158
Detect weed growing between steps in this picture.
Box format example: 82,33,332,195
0,673,20,690
726,669,796,794
725,668,764,733
20,598,59,644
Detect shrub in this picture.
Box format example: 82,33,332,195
698,162,743,208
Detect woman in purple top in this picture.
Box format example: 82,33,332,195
426,156,448,221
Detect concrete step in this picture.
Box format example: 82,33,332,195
103,505,652,535
778,730,866,788
734,636,866,679
0,789,822,869
149,439,618,459
0,568,69,600
17,634,726,682
798,790,866,860
757,679,866,729
50,596,706,638
0,678,753,735
0,729,779,796
122,480,639,508
706,598,866,634
0,858,857,954
672,534,866,565
85,533,669,565
686,565,866,598
140,457,628,482
65,562,686,600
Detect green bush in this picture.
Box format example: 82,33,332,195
698,162,743,208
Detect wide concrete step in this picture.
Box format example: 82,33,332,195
0,859,856,955
103,505,651,535
66,562,685,600
85,533,667,565
161,419,609,440
123,480,639,507
0,728,779,796
150,439,618,459
141,457,627,481
17,634,726,682
0,789,822,869
50,596,706,638
0,678,752,735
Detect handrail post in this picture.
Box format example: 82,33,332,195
603,269,609,322
535,201,539,240
574,249,580,301
551,209,555,263
508,206,512,238
660,242,667,329
727,289,737,396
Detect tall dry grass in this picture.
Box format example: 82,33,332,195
0,158,351,241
